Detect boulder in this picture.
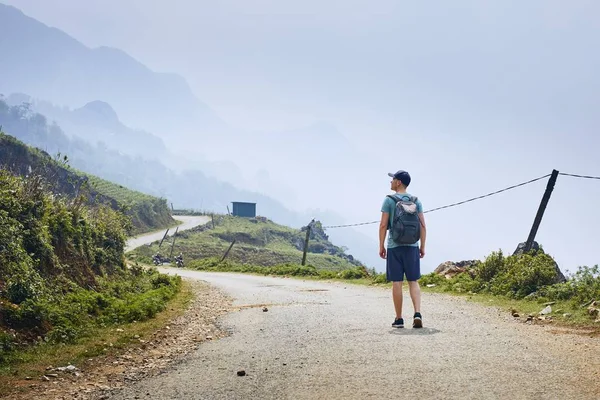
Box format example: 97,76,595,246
513,241,566,283
434,260,479,279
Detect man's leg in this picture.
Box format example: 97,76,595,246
404,247,423,328
392,281,403,318
408,281,421,313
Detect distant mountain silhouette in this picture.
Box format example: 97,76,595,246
0,3,226,142
5,93,168,159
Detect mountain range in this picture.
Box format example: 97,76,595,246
0,2,382,269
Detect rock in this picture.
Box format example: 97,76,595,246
434,260,479,279
540,306,552,315
25,376,32,380
57,365,77,372
588,307,599,318
116,328,124,332
41,376,50,382
512,312,520,318
426,284,436,288
563,313,572,318
262,307,268,312
237,370,246,376
512,241,566,283
46,373,59,378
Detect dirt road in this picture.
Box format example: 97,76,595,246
125,216,210,252
107,268,600,400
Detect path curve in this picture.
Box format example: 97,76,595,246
125,215,210,252
109,268,600,400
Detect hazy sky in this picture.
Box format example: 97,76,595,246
4,0,600,274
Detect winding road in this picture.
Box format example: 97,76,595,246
125,215,210,252
113,217,600,400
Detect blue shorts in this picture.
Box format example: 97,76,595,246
386,246,421,282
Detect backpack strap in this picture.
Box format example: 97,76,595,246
387,194,417,203
386,194,400,203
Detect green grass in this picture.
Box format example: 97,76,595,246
420,283,599,330
0,278,192,396
86,174,162,206
128,215,363,271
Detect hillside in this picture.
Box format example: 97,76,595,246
0,132,175,235
0,166,181,369
129,215,364,272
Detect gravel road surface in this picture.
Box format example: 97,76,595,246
108,268,600,400
125,216,210,252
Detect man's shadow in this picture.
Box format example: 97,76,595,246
389,327,441,335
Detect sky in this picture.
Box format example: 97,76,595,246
4,0,600,274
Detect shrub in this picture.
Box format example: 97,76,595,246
338,267,368,280
475,250,505,283
6,269,44,304
489,253,558,298
537,265,600,303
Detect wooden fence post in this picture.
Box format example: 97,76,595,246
524,169,559,252
159,228,170,249
221,239,236,262
301,219,314,266
169,226,179,259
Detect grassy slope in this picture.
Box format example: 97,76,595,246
128,215,363,271
0,132,175,235
85,174,176,235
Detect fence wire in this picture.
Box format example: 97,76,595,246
322,173,552,229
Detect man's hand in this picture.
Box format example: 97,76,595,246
379,247,387,259
419,247,425,258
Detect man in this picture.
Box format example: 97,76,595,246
379,170,427,329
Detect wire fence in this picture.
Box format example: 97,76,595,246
321,171,598,229
559,172,600,180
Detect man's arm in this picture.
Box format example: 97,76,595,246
379,212,389,259
418,212,427,258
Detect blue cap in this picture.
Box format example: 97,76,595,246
388,170,411,186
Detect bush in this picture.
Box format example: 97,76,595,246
537,265,600,303
475,250,505,283
419,272,447,287
488,253,558,298
337,267,369,280
6,269,44,304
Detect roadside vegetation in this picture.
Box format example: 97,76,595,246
418,250,600,327
0,132,175,235
0,169,181,375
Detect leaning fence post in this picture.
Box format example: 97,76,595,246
524,169,559,252
169,226,179,259
301,219,314,266
158,228,170,249
221,239,236,262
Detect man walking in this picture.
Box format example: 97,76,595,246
379,170,427,328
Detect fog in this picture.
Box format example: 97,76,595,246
2,0,599,274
